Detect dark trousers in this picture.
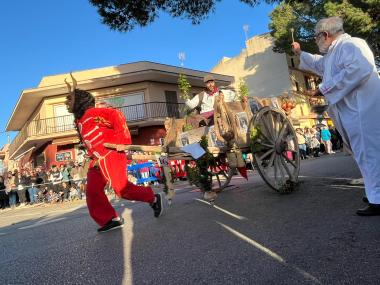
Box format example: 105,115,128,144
0,191,9,209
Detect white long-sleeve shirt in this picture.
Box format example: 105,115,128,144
185,89,238,114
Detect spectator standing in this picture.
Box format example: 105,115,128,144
22,170,32,204
60,164,70,183
16,170,27,206
0,176,9,210
28,170,39,204
296,128,307,159
321,127,333,154
49,165,62,194
310,127,321,157
304,128,312,157
70,161,86,199
5,171,17,209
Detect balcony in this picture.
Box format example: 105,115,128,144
9,102,185,159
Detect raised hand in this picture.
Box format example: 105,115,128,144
291,42,302,56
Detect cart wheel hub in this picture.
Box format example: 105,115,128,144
275,140,286,154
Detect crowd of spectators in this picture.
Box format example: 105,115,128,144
295,125,343,159
0,161,88,210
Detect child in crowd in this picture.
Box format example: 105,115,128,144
69,185,80,201
59,182,70,202
46,189,60,204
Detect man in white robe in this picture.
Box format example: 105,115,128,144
292,17,380,216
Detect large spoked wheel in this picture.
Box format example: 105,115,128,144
210,156,235,192
251,107,300,193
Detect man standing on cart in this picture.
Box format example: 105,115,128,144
65,74,163,233
185,75,239,126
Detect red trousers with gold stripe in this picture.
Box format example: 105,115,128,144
86,151,155,226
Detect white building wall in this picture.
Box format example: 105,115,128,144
211,34,292,98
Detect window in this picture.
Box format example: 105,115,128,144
165,91,179,117
97,92,145,121
54,105,74,132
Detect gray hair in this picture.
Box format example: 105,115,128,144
315,17,344,35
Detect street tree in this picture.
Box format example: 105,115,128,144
89,0,274,31
269,0,379,65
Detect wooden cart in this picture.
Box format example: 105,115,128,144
105,95,300,201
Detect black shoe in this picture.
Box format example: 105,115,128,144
97,218,124,233
356,204,380,216
362,196,369,203
151,193,163,218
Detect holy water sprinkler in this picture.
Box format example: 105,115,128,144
290,28,295,43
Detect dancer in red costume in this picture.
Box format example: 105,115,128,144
64,74,163,233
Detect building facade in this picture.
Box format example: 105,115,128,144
6,61,233,170
211,33,324,127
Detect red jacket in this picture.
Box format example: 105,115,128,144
76,107,131,159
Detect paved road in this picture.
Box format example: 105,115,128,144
1,153,379,285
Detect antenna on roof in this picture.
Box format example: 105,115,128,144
178,52,186,67
243,25,249,41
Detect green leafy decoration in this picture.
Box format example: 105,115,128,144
238,78,249,101
250,125,264,153
185,136,214,192
178,74,192,100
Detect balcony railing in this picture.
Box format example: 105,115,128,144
9,102,185,157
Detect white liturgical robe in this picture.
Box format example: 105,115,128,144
300,33,380,204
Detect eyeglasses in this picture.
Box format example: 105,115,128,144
314,31,327,40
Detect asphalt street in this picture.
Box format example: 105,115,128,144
0,152,379,285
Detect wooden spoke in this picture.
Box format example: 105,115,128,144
280,155,293,180
252,107,300,192
277,121,289,143
282,153,297,168
274,113,281,139
259,148,274,161
261,142,275,148
265,151,276,169
262,115,276,141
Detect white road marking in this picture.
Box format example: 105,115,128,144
218,222,321,284
299,175,356,181
18,217,67,230
195,199,247,220
330,184,364,189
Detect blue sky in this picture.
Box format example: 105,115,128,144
0,0,275,147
